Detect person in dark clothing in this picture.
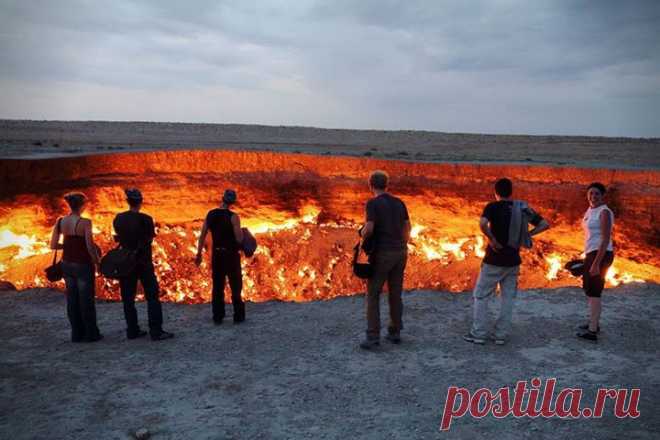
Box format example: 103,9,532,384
113,188,173,341
50,192,102,342
359,170,411,350
195,189,245,324
464,178,550,345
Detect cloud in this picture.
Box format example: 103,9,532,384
0,0,659,136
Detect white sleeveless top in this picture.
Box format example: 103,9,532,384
582,204,614,254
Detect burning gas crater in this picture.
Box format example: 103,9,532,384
0,150,658,303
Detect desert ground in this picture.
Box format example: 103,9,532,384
1,121,659,439
1,284,659,440
1,120,659,168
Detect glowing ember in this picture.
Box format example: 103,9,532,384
0,229,50,260
545,254,563,280
0,150,657,301
605,266,645,286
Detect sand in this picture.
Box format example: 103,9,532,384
1,284,659,439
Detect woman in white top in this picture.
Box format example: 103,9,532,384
577,182,614,342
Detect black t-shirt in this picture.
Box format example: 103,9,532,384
482,200,543,267
206,208,239,252
113,211,155,263
366,193,410,252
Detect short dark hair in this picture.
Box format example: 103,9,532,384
369,170,389,190
494,178,513,198
64,192,86,211
587,182,606,195
222,189,237,205
125,188,143,207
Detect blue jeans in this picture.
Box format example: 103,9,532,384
62,261,100,341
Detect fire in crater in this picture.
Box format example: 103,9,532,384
0,151,658,302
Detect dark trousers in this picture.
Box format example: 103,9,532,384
366,249,407,340
212,249,244,322
62,261,100,342
119,263,163,336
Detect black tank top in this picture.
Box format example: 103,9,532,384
62,218,92,264
206,208,239,252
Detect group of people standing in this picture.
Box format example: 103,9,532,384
358,171,614,349
50,189,174,341
50,187,249,342
49,172,615,347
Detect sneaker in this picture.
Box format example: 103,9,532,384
576,329,598,342
359,339,380,350
233,316,245,324
463,333,486,345
127,330,148,340
577,323,600,333
213,319,223,326
151,330,175,341
385,333,401,344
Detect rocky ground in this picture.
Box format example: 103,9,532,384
1,284,659,439
1,120,659,168
1,122,658,438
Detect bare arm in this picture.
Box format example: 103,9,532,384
232,214,244,244
361,221,374,239
195,219,209,265
49,218,62,250
589,210,612,275
479,217,502,251
83,219,100,264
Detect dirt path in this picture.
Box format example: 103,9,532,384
1,284,658,439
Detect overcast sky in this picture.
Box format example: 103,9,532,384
1,0,659,137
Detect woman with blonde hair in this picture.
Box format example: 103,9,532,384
49,192,102,342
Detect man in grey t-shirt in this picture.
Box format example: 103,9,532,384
360,170,411,349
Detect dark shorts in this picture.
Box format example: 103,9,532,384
582,250,614,298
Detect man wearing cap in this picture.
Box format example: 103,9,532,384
195,189,245,324
113,188,174,341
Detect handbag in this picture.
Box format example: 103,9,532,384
352,243,373,279
45,248,64,282
45,218,64,282
564,259,585,277
100,247,138,279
